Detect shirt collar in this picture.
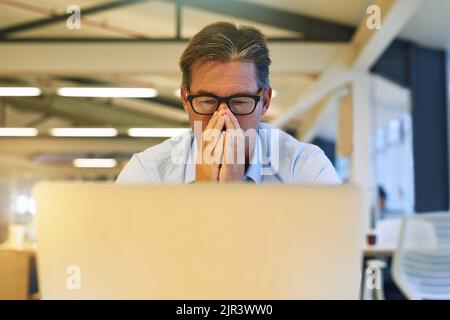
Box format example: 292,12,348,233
243,134,263,183
184,137,197,184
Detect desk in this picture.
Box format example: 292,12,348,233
0,243,37,300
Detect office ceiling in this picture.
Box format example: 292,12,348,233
400,0,450,50
244,0,370,26
0,0,370,38
0,0,439,177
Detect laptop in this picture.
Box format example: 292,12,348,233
33,182,363,299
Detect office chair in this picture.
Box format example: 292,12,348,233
391,212,450,300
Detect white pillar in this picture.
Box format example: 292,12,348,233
350,71,375,232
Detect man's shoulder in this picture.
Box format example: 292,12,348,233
258,122,339,183
116,131,192,184
135,130,192,164
258,122,321,161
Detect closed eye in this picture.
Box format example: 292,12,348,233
197,98,217,104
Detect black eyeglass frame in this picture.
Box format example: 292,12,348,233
186,89,264,115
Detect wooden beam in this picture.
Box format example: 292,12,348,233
0,154,122,177
0,137,163,156
296,94,332,141
337,88,353,158
112,98,188,124
0,43,346,75
271,56,354,128
0,0,149,37
2,96,178,127
351,0,396,48
353,0,423,70
172,0,354,41
271,0,423,128
0,101,5,126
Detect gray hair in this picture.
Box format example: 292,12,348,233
179,21,271,90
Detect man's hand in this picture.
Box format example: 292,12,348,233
195,110,226,182
218,109,246,182
195,109,246,183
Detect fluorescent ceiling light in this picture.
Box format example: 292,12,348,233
0,87,41,96
0,128,38,136
57,87,158,98
51,128,118,137
73,158,117,168
174,88,181,97
272,89,277,98
128,128,189,137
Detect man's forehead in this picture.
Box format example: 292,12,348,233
190,61,258,93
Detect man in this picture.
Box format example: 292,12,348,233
116,22,340,184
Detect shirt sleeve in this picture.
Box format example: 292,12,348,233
115,154,155,184
292,146,341,184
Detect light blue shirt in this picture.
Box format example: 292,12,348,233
116,123,341,184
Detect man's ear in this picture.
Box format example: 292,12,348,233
260,87,272,116
180,86,189,113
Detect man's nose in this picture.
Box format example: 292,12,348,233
217,102,229,112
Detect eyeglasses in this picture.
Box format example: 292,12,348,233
186,89,263,115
